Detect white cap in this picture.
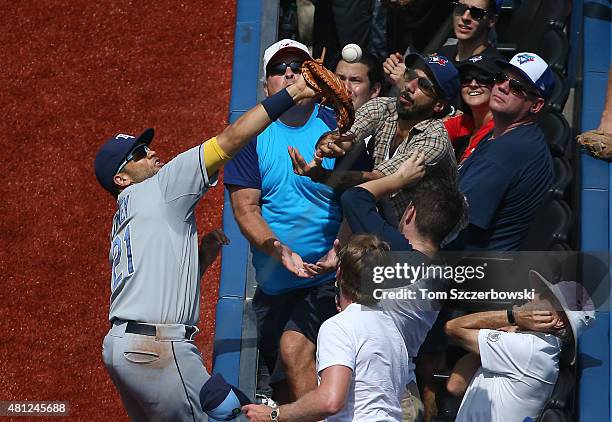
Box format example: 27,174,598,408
529,270,596,366
496,52,555,98
263,39,311,77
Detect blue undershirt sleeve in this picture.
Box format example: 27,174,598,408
223,138,261,189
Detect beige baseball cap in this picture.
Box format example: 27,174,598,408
263,39,311,77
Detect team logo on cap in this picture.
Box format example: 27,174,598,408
516,53,536,65
469,55,483,63
429,56,448,66
116,134,135,140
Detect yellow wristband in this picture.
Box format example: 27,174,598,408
203,137,232,174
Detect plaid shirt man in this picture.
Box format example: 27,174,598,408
346,97,458,219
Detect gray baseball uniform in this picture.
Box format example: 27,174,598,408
102,144,214,422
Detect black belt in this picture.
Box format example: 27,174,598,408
114,319,196,339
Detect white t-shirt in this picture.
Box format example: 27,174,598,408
381,277,444,384
317,303,410,421
456,329,562,422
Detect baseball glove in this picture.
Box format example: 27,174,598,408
577,129,612,161
301,59,355,133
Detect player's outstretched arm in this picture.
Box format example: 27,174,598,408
207,76,315,162
200,76,315,175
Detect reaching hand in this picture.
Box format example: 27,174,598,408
303,239,341,277
315,132,356,158
395,150,426,186
291,74,318,101
383,52,406,90
199,228,230,271
273,240,310,278
288,146,324,180
513,303,558,332
242,404,275,422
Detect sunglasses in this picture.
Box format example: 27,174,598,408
452,1,491,21
493,72,541,98
460,72,495,86
267,60,303,76
116,144,150,174
404,68,438,97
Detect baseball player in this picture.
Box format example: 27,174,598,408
94,77,315,422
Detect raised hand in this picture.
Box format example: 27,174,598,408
289,74,318,101
199,228,230,271
315,131,356,158
395,150,426,186
303,238,341,277
382,52,406,90
242,404,275,422
273,240,310,278
513,302,558,332
288,146,323,179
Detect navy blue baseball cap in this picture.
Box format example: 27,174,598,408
457,54,500,76
200,374,252,421
405,53,460,101
94,128,154,195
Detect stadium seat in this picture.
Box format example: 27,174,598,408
496,0,571,57
423,14,454,54
536,365,575,421
539,111,571,157
520,197,573,251
530,28,569,73
538,409,573,422
551,157,573,199
546,70,570,113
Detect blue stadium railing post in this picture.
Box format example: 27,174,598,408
576,0,611,420
213,0,262,388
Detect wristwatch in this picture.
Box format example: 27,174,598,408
507,308,516,325
270,407,280,422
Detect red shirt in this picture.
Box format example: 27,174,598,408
444,114,494,162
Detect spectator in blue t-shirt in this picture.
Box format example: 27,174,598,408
224,39,342,403
457,52,555,250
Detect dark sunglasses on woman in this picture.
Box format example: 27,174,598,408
460,72,495,86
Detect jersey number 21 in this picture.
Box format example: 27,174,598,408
111,224,135,291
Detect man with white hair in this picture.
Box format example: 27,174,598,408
445,271,595,421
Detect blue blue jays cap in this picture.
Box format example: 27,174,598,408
496,52,555,99
200,374,252,421
94,128,154,195
405,53,460,101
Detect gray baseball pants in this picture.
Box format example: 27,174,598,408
102,321,210,422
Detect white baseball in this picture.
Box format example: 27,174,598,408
342,44,362,63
